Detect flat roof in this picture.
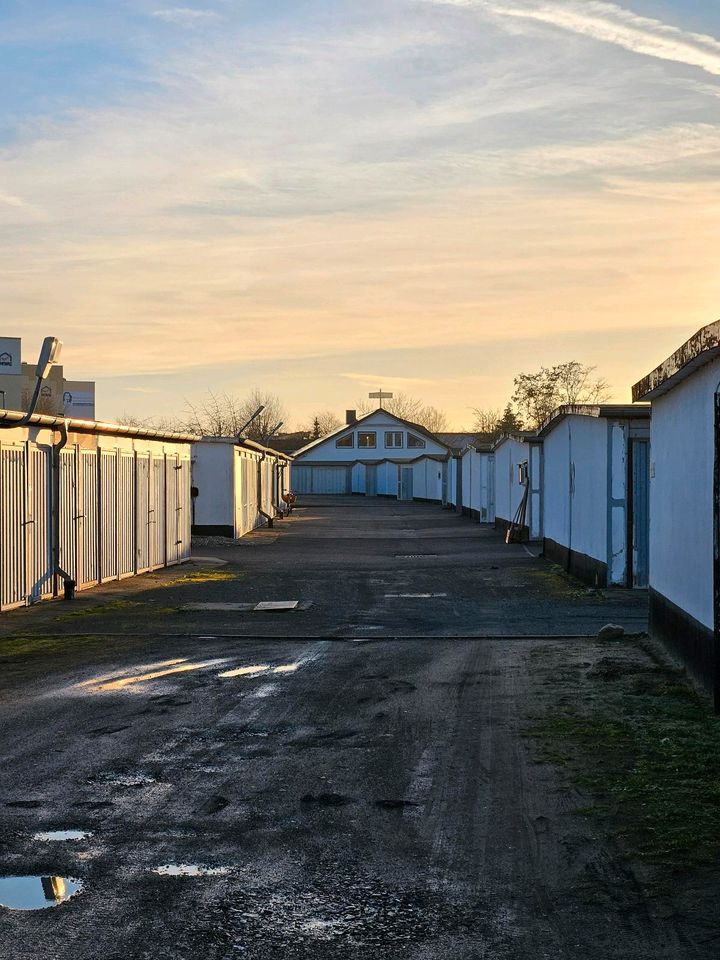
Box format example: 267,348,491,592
0,409,197,442
632,320,720,400
536,403,650,438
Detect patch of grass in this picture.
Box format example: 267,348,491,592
175,570,239,584
53,598,140,621
0,633,109,659
523,564,593,599
529,652,720,869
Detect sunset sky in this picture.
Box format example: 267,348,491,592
3,0,720,428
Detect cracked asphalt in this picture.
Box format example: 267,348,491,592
1,496,709,959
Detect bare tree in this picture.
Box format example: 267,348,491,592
419,405,448,433
115,411,187,432
184,388,286,441
306,410,342,439
512,362,610,428
472,407,502,434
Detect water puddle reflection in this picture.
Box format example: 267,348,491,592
218,664,270,679
217,662,301,679
153,864,231,877
0,876,83,910
33,830,91,842
80,658,228,692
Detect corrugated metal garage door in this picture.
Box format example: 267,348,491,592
293,465,351,495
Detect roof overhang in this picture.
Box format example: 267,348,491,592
198,435,292,460
632,320,720,400
0,409,197,442
536,403,650,438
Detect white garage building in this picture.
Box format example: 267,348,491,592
292,409,451,500
192,438,292,538
633,321,720,704
537,404,651,588
492,433,542,540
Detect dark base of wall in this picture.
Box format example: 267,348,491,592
649,588,717,706
543,537,607,588
414,496,442,504
192,524,234,538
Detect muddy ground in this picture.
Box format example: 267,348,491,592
0,497,716,958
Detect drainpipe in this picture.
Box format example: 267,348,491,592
256,448,274,529
52,420,76,600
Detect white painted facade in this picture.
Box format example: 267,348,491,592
192,439,291,538
492,435,541,539
293,409,449,499
632,321,720,701
539,409,650,587
646,363,714,630
0,411,193,610
458,446,495,522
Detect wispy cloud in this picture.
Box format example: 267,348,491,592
436,0,720,76
151,7,218,25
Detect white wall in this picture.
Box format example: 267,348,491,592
494,437,535,531
543,416,608,564
459,448,494,521
193,442,234,528
447,456,458,507
650,362,715,629
351,462,365,494
411,458,443,501
377,460,396,496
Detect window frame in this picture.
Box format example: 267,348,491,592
357,431,377,449
384,431,404,449
407,432,426,449
335,433,354,449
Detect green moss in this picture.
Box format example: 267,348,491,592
53,599,140,621
175,570,239,583
529,654,720,868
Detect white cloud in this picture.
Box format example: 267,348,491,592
151,6,217,25
432,0,720,76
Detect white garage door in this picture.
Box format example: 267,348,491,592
293,465,351,494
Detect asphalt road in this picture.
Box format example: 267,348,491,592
0,496,705,959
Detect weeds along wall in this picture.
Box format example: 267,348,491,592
0,419,193,611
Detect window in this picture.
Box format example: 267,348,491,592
336,433,354,448
407,432,425,449
358,431,377,448
385,431,403,448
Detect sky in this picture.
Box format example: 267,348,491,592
3,0,720,428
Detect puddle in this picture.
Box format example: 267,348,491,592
33,830,91,842
0,876,83,910
153,864,231,877
81,659,228,692
254,601,299,611
218,664,269,679
218,662,301,679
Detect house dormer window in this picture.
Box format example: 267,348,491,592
385,431,403,448
358,431,377,448
336,433,354,448
407,432,425,449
